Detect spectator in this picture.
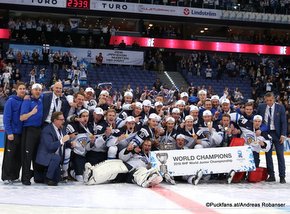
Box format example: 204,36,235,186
119,40,126,49
96,53,103,66
71,75,80,93
80,36,87,48
110,26,117,36
99,37,106,48
132,41,140,49
32,50,40,65
265,77,274,92
2,69,11,89
205,64,213,79
6,49,15,63
53,52,61,73
234,87,244,102
38,68,46,84
153,78,162,92
21,34,29,44
16,51,22,64
12,68,22,84
87,36,95,48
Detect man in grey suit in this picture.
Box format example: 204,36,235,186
257,92,287,183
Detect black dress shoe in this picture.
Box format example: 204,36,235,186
46,179,58,186
22,180,31,185
280,177,286,184
266,176,276,182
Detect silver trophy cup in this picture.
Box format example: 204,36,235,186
156,153,169,174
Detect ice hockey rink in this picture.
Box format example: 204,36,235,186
0,153,289,214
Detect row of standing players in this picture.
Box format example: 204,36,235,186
1,81,287,186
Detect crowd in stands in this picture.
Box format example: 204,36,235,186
178,52,290,133
145,25,183,39
8,17,112,48
143,50,166,72
227,30,290,46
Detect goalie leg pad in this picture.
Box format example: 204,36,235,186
133,167,163,188
85,160,129,185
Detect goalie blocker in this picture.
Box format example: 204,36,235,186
84,159,163,188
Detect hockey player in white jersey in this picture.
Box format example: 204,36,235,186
116,102,145,129
175,100,188,121
195,110,223,149
119,139,152,169
175,134,203,185
179,115,198,148
170,108,183,130
83,87,97,111
83,159,163,188
159,117,178,150
189,105,200,126
90,109,120,160
237,114,271,167
117,116,138,151
130,113,160,147
83,139,163,187
66,109,95,182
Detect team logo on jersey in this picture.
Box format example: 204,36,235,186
76,136,89,147
245,133,255,145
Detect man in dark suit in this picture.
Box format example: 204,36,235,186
42,81,70,125
35,112,71,186
257,92,287,183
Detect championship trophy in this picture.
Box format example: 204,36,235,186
156,153,169,175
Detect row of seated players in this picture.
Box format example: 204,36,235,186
33,82,272,186
4,81,276,186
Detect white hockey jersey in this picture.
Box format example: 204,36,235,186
119,148,150,169
235,115,272,153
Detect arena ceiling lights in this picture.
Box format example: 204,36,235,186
110,36,290,55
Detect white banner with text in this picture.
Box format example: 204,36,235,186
90,1,222,19
9,44,144,66
150,146,256,176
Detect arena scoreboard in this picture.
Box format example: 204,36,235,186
66,0,90,9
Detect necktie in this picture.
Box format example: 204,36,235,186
268,107,272,130
54,98,60,112
58,129,64,164
58,129,62,138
